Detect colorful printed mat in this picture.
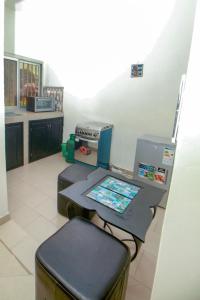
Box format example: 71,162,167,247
87,176,140,213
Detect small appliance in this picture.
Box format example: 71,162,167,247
26,96,55,112
75,121,113,169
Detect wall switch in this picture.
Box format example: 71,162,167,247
131,64,143,78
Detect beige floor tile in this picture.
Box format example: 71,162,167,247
8,193,25,212
142,229,162,257
146,215,157,235
20,172,51,187
126,277,151,300
40,153,69,170
129,248,144,277
34,197,57,221
134,250,157,289
153,207,165,235
7,171,26,190
0,220,27,248
20,155,67,187
8,158,58,182
142,208,165,257
33,180,58,199
109,224,132,240
91,214,104,227
0,241,28,277
8,179,34,197
0,275,35,300
141,207,165,238
7,182,38,212
12,236,40,274
33,159,66,173
11,205,39,228
25,216,58,244
21,190,51,209
51,213,68,229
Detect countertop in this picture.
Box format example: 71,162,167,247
5,111,64,124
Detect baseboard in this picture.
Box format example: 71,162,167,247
0,213,10,225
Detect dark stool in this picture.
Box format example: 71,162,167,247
57,164,95,219
35,217,131,300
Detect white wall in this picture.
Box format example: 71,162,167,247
4,0,15,53
15,0,196,170
0,2,9,220
151,1,200,299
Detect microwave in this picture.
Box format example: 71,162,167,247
26,96,55,112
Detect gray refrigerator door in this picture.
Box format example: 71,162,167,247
133,135,176,208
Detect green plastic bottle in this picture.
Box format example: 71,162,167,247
65,134,75,163
61,143,67,158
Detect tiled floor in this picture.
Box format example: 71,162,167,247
0,153,165,300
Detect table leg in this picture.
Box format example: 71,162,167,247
103,220,142,262
103,221,114,235
152,206,157,219
121,236,142,262
100,218,142,262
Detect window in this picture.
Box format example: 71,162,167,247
19,61,41,108
4,54,42,109
4,58,17,107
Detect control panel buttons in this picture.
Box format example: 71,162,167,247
75,128,100,140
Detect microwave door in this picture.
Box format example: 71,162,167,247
75,137,98,166
36,98,54,112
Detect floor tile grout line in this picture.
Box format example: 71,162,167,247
132,275,155,291
0,222,29,250
9,195,57,213
129,276,152,291
0,239,32,275
0,220,40,258
8,190,67,229
0,274,34,279
14,213,60,244
7,181,57,203
11,213,42,233
22,207,60,230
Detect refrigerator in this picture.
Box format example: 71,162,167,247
133,135,176,208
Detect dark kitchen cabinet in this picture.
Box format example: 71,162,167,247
29,117,63,162
5,122,24,171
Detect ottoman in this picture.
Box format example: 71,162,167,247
57,164,95,219
35,217,131,300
